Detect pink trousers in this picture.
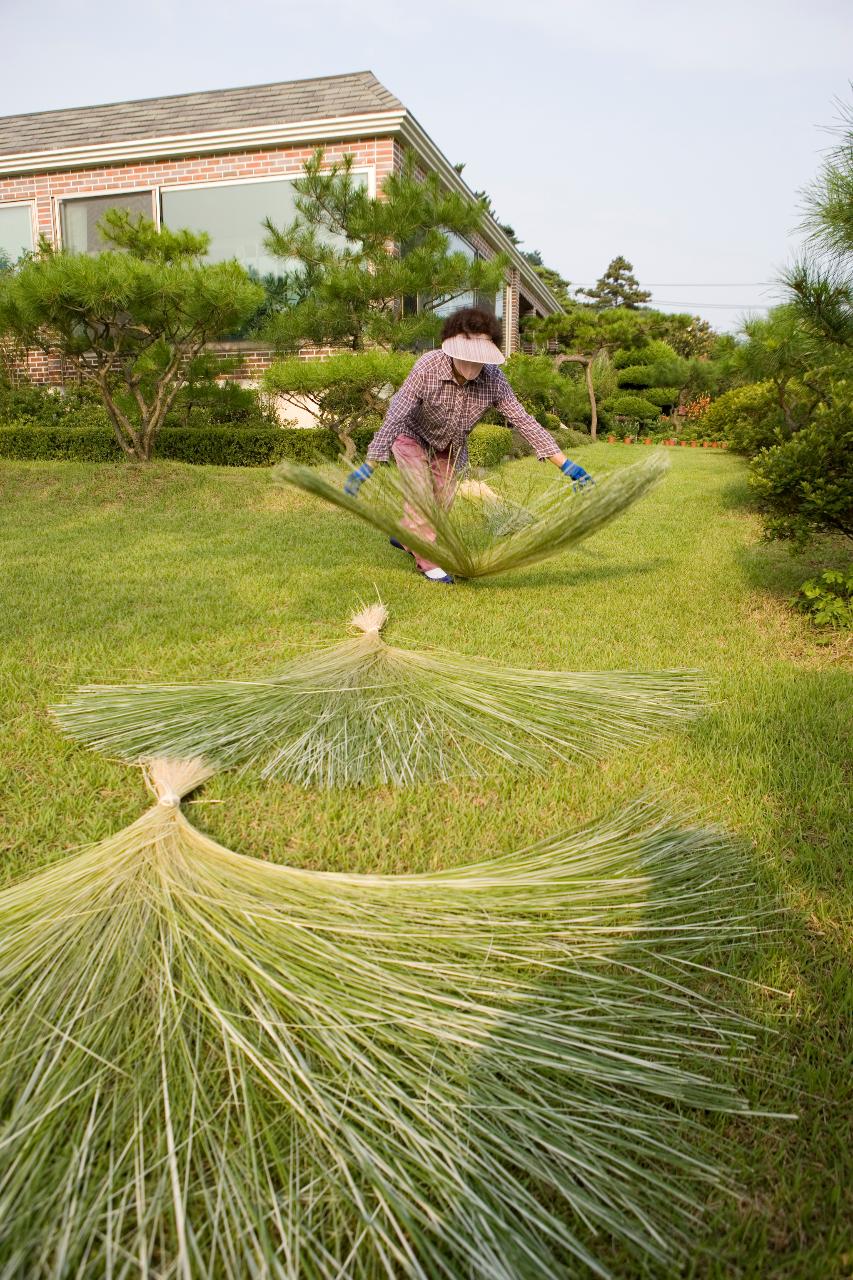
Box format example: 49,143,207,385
391,435,457,573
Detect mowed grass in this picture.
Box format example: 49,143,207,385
1,445,851,1278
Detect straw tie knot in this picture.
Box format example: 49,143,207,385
144,758,213,807
349,602,389,636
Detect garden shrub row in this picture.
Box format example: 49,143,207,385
0,424,341,466
0,422,530,469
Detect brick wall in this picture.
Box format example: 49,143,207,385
0,136,397,245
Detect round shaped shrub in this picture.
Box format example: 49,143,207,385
702,383,784,453
602,394,661,423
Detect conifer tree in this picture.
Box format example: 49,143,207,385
0,213,263,460
262,149,507,353
578,256,652,309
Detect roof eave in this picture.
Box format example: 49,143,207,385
0,108,408,177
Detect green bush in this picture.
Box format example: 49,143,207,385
467,425,514,468
350,418,383,457
552,425,592,450
749,402,853,546
502,353,589,426
614,364,659,388
158,426,340,466
792,569,853,629
166,377,278,429
613,340,678,369
0,382,110,430
602,393,661,423
0,424,341,466
635,386,681,409
264,350,415,449
702,383,785,454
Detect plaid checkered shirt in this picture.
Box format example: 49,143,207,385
366,350,560,469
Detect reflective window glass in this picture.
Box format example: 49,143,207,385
0,204,34,264
60,191,155,253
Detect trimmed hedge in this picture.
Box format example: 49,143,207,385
639,386,681,409
0,424,341,466
602,394,661,423
0,420,561,470
615,364,659,388
350,421,381,456
467,425,514,468
613,340,679,369
0,424,120,462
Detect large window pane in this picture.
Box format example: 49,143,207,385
161,175,364,276
0,204,34,264
432,232,478,317
162,180,299,276
60,192,155,254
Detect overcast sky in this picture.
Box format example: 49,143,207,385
3,0,851,331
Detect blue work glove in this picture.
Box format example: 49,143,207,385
344,462,374,497
560,458,594,490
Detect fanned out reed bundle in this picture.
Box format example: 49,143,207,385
51,604,706,787
272,451,668,579
0,760,766,1279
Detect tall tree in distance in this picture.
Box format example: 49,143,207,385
578,256,652,309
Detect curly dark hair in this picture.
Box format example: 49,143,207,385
439,306,502,346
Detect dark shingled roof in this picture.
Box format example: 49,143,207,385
0,71,404,156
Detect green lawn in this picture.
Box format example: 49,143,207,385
1,446,850,1278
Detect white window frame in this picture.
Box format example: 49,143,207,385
157,164,376,202
0,198,38,259
53,186,160,249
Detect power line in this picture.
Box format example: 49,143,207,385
650,299,771,309
571,281,774,288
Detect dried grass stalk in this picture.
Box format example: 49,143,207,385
0,764,766,1277
52,606,706,787
272,451,668,579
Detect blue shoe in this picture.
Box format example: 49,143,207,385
389,537,411,554
420,567,455,584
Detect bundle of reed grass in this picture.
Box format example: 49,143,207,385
0,761,766,1278
272,451,668,579
52,604,706,787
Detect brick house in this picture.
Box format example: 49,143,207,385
0,71,562,386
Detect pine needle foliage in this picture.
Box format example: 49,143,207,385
52,604,705,787
0,761,769,1278
272,451,669,579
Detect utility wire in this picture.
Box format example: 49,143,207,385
649,300,771,309
571,281,774,288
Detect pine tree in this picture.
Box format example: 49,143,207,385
578,256,651,309
262,150,507,353
0,214,263,460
